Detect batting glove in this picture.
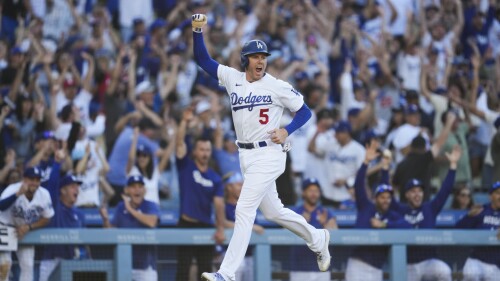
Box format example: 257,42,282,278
192,14,207,33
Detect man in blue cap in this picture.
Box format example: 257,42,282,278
390,145,461,281
456,181,500,280
39,174,86,281
100,175,160,281
0,166,54,281
308,120,365,208
346,141,411,281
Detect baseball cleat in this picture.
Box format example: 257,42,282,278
316,229,331,272
201,272,226,281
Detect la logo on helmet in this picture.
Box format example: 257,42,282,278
256,41,263,49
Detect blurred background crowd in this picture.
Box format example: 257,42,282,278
0,0,499,214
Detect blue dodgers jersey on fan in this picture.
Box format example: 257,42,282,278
351,164,411,268
112,200,160,270
176,154,223,224
288,205,333,271
390,170,456,263
456,204,500,266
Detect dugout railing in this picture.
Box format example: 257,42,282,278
19,229,499,281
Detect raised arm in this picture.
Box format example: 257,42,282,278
192,14,219,80
431,145,459,214
431,111,456,158
176,108,194,159
126,128,139,175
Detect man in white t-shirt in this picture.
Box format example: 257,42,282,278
0,167,54,281
309,120,366,208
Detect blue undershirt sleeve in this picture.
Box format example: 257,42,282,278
431,169,456,214
0,194,18,210
381,168,390,185
284,104,312,136
193,32,219,80
354,163,370,210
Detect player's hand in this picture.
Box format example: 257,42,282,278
121,194,132,210
370,218,387,229
467,205,484,217
99,206,110,221
192,14,207,33
445,145,461,167
16,183,28,197
268,128,288,144
252,225,265,235
16,224,30,239
213,228,225,244
381,149,392,170
317,209,329,227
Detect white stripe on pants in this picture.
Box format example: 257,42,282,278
219,147,325,281
407,259,451,281
463,257,500,281
39,259,61,281
345,257,383,281
17,246,35,281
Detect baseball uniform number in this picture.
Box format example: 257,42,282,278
259,108,269,124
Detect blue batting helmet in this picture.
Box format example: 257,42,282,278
240,40,271,69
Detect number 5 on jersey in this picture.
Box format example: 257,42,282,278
259,108,269,124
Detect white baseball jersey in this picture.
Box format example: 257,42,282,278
217,65,304,142
316,137,366,202
0,182,54,226
75,140,104,207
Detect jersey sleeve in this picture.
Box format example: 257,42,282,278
41,189,55,219
275,81,304,112
217,64,241,90
214,176,224,198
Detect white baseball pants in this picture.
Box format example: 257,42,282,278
462,257,500,281
39,258,61,281
132,266,157,281
219,145,326,281
407,258,451,281
345,257,383,281
290,271,330,281
0,246,34,281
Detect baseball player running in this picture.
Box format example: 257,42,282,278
455,181,500,281
191,14,331,281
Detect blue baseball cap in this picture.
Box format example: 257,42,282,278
294,71,308,81
405,178,423,192
136,144,152,155
353,80,364,91
59,174,82,188
132,18,144,26
23,167,42,179
10,47,24,55
35,131,56,142
347,108,361,117
374,184,393,196
334,120,352,133
405,104,420,115
490,181,500,194
127,175,145,186
302,178,321,191
150,19,167,31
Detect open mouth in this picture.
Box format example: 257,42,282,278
256,67,263,74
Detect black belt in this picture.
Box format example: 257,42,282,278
236,141,268,149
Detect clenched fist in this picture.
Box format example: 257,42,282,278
192,14,207,33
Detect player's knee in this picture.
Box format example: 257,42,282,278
261,209,279,221
462,264,480,281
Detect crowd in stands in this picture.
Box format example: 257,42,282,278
0,0,499,280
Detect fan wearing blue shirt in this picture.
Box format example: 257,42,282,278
390,145,461,281
346,142,411,281
456,181,500,280
39,174,86,281
175,108,225,281
100,175,160,281
289,178,337,281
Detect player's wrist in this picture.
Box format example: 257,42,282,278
192,27,203,33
